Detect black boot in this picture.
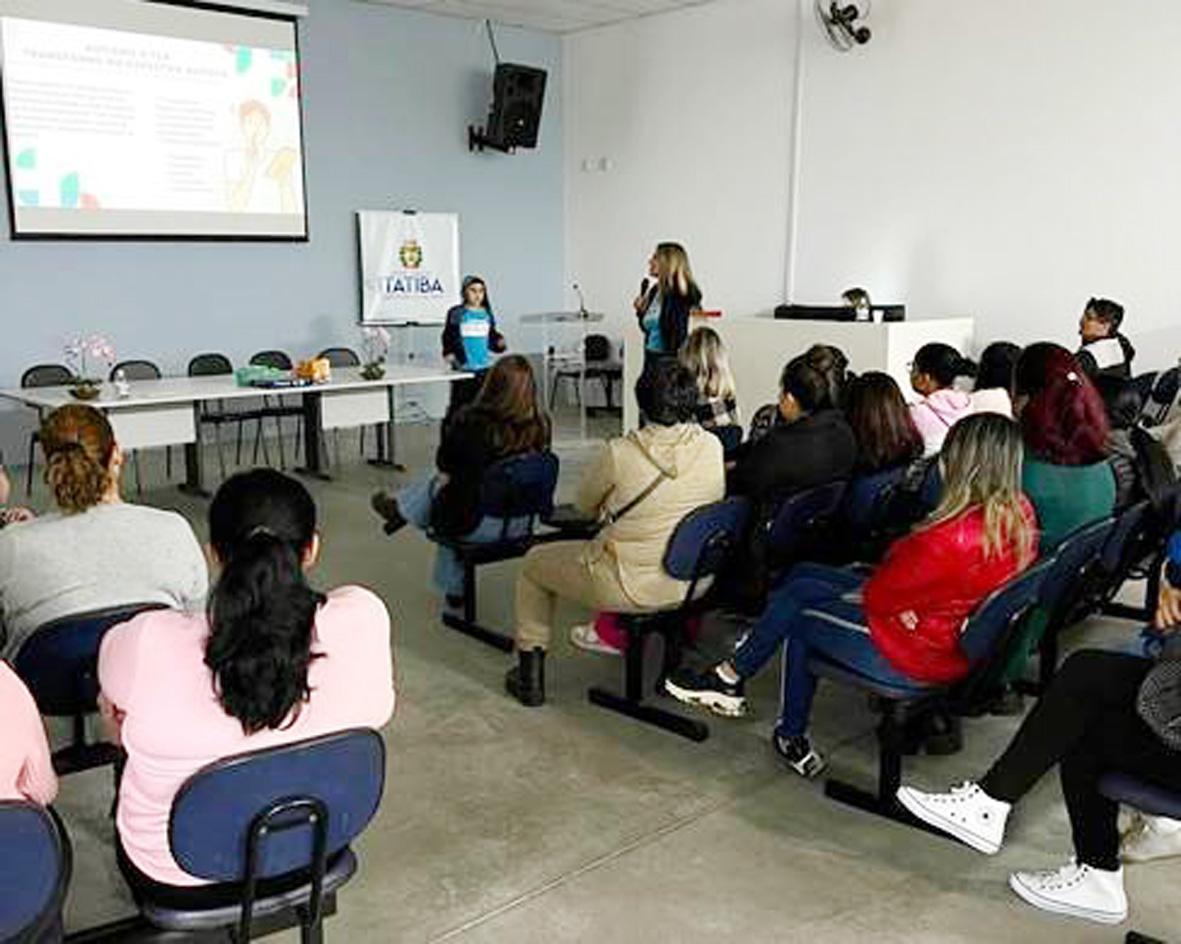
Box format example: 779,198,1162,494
370,491,407,535
505,648,546,707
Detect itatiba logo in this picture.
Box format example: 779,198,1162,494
383,238,444,297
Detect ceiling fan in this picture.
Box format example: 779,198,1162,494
815,0,872,51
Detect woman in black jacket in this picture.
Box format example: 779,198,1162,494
633,242,702,373
372,355,550,607
441,274,507,417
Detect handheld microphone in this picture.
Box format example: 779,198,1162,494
640,277,650,297
573,281,588,317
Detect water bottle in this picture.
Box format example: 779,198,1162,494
114,368,130,398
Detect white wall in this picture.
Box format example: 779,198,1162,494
563,0,797,339
566,0,1181,373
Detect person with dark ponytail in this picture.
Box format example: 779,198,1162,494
0,404,206,660
98,469,394,902
1014,343,1115,551
909,342,1009,456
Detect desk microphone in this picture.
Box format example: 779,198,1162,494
573,281,588,318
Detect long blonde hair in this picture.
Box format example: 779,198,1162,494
653,242,701,302
679,326,736,401
924,413,1035,561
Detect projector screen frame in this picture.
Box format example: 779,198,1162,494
0,0,311,242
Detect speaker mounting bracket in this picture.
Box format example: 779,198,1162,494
468,126,514,155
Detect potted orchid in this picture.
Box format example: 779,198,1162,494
360,325,390,380
64,334,116,400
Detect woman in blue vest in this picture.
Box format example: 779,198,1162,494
442,275,506,416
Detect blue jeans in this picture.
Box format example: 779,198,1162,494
731,563,915,739
396,475,532,597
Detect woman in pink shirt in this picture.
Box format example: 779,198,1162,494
98,469,395,907
0,661,56,805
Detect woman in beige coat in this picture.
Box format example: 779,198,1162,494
506,360,725,706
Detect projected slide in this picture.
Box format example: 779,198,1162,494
0,1,307,238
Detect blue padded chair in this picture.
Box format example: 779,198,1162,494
0,802,71,944
134,728,385,943
1141,366,1179,426
589,497,751,742
1102,499,1172,624
842,466,909,537
433,452,560,652
763,480,848,572
1025,516,1117,693
808,556,1055,831
13,603,165,775
707,424,743,459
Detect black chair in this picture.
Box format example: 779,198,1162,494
250,350,303,469
14,603,166,775
1102,499,1174,623
433,452,560,652
589,496,751,742
707,424,743,458
549,334,622,413
21,363,73,497
1022,516,1118,693
0,801,71,944
811,556,1054,831
126,728,385,943
188,352,250,481
109,359,170,494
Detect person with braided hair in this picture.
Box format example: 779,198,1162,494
0,404,206,660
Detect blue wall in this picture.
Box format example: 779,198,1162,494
0,1,564,444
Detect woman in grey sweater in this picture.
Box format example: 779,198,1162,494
0,404,207,660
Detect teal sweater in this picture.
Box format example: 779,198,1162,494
1022,458,1116,553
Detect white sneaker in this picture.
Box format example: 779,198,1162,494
569,623,621,656
1121,813,1181,863
895,781,1010,855
1009,860,1128,925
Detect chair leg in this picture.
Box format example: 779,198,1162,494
132,450,143,496
214,423,228,481
25,433,36,496
274,414,287,469
165,445,172,480
588,625,710,742
549,372,562,410
440,559,514,652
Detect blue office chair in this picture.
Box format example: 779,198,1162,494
14,603,166,775
134,728,385,943
433,452,560,652
0,801,71,944
707,424,743,459
589,497,751,742
763,480,848,572
1023,516,1117,693
808,556,1054,832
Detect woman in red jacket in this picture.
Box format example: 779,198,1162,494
665,413,1038,777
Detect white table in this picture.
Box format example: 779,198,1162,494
0,364,472,495
622,315,976,431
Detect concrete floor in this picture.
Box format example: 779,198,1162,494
39,414,1179,942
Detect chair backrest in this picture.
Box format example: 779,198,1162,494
21,363,73,388
1038,516,1118,619
250,350,294,371
765,480,848,561
1130,371,1158,408
584,334,612,363
707,423,743,458
1101,500,1152,575
842,465,909,535
959,556,1056,665
662,497,751,601
14,603,168,716
317,347,361,368
188,353,233,377
1144,367,1181,425
110,359,162,382
170,728,385,883
0,802,71,944
477,452,560,524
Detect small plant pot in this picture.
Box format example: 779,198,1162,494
69,380,102,400
360,363,386,381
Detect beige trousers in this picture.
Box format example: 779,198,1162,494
515,540,644,651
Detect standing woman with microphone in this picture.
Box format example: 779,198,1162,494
634,243,702,375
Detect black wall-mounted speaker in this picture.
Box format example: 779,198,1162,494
475,63,547,152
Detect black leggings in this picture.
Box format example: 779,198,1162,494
116,838,338,910
980,649,1181,871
